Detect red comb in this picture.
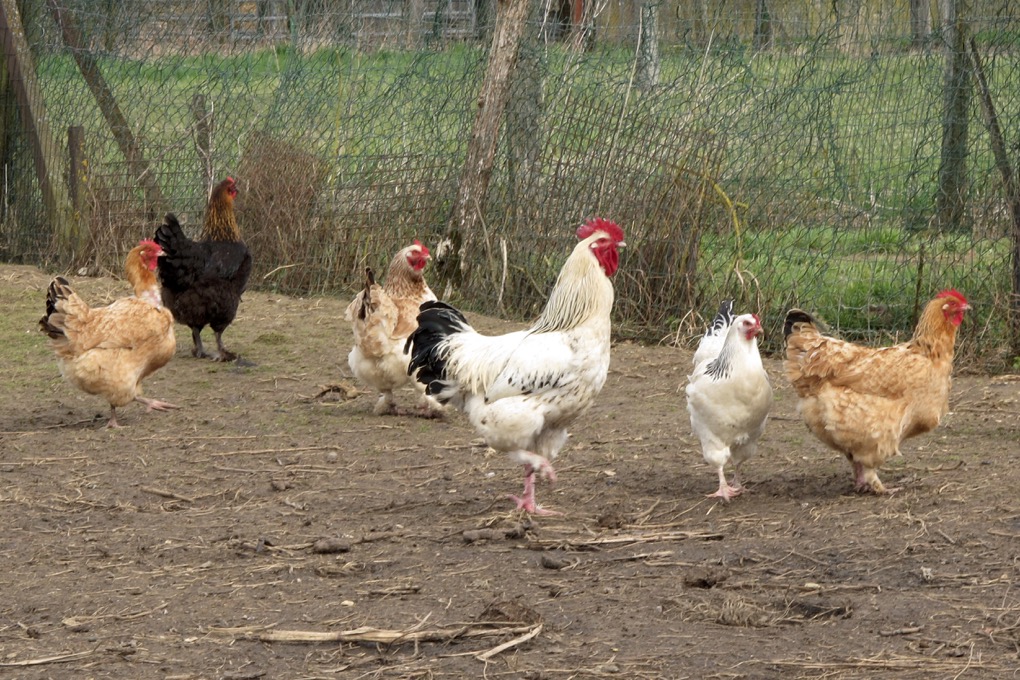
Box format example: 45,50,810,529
576,217,624,242
937,289,968,305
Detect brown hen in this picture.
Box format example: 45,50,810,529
783,290,970,494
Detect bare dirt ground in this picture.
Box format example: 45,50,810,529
2,263,1020,680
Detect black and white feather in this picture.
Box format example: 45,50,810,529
692,299,734,369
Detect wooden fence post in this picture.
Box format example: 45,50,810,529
0,0,79,256
936,0,970,232
47,0,164,220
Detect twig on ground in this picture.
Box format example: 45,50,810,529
0,649,97,667
138,486,195,503
475,623,543,661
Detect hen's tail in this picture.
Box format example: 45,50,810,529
405,300,472,401
692,299,735,368
357,267,376,321
39,277,88,353
706,299,734,337
783,309,818,341
153,213,187,256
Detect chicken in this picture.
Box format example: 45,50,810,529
344,241,440,416
783,289,970,494
685,303,772,501
154,177,252,361
39,240,177,428
406,218,626,515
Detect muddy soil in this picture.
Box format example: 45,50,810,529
1,263,1019,679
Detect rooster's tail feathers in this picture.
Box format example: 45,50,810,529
405,301,472,402
357,267,377,321
783,309,818,340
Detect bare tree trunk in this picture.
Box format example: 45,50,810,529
753,0,772,51
405,0,424,46
437,0,533,287
968,38,1020,356
506,31,542,227
909,0,931,49
636,0,659,92
935,0,969,232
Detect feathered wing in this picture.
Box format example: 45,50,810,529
409,301,593,406
155,215,251,294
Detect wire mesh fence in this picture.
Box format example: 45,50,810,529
0,0,1017,366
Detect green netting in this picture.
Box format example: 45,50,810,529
0,0,1016,366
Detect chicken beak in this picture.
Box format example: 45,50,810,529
617,241,626,248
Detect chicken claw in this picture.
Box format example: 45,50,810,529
135,396,179,412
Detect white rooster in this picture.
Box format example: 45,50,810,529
406,218,626,515
685,302,772,501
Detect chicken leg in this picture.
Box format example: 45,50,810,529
852,460,899,495
707,466,742,501
508,459,560,516
213,329,237,362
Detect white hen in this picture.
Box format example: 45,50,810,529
685,305,772,501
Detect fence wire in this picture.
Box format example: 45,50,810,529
1,0,1017,366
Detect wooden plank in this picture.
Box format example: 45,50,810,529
47,0,164,220
66,124,86,215
0,0,80,253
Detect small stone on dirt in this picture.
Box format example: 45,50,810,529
312,538,351,554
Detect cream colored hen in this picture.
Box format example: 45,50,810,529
344,241,440,416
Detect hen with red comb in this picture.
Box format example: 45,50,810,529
784,290,969,494
39,240,177,428
344,240,441,417
686,304,772,501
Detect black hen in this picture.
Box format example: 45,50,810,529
154,177,252,361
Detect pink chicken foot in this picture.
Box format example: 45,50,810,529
508,458,561,516
135,396,179,412
706,466,742,502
